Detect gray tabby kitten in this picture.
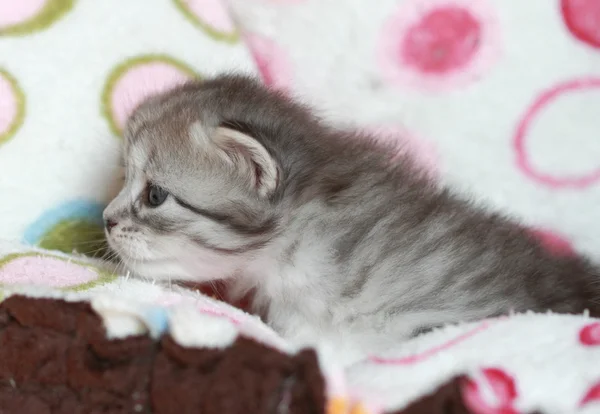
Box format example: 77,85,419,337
104,74,600,363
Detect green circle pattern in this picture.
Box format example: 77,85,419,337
101,54,199,137
173,0,240,44
0,0,76,36
0,69,26,146
0,252,117,292
37,219,109,259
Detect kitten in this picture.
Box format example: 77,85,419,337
104,74,600,363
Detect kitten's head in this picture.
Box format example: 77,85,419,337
103,75,284,282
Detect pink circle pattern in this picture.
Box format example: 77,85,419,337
0,255,98,288
528,228,575,257
561,0,600,49
513,78,600,189
110,62,193,133
462,368,519,414
581,381,600,407
244,33,294,92
0,0,46,28
403,7,480,74
378,0,502,92
183,0,236,34
580,322,600,346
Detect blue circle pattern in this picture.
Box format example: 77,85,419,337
23,199,106,245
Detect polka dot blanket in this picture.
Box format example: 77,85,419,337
0,0,254,251
227,0,600,261
1,0,600,413
2,244,600,413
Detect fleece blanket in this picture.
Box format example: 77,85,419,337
1,243,600,414
226,0,600,261
0,0,255,252
2,0,600,413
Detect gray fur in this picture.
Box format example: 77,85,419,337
104,74,600,363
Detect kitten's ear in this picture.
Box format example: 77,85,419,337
190,122,279,197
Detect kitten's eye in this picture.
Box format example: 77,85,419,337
146,184,169,207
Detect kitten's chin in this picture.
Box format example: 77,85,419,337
124,259,199,283
109,237,250,284
120,249,245,284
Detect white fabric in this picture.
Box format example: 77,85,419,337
226,0,600,261
0,0,255,244
1,240,600,413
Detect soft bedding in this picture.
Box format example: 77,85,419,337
0,240,599,413
1,0,600,413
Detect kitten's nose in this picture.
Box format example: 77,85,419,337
105,219,118,233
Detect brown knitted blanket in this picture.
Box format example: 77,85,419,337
0,295,507,414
